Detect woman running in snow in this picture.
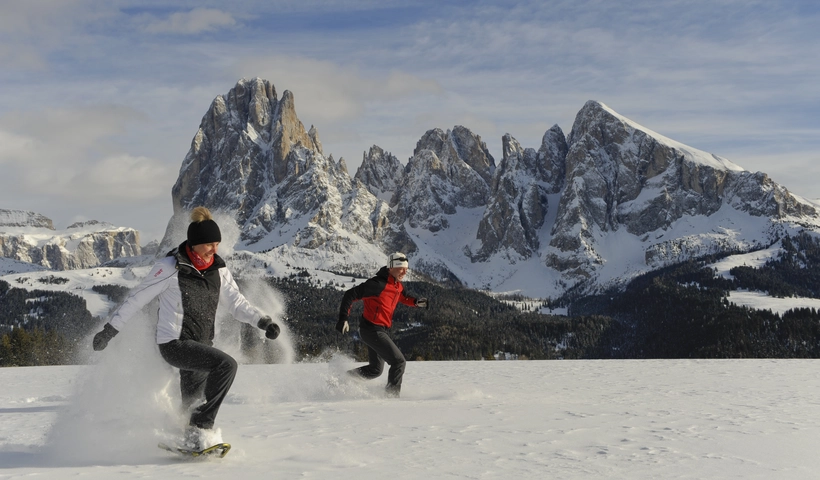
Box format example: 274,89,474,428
91,206,281,450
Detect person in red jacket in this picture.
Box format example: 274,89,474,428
336,252,428,397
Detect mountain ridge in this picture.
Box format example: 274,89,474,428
0,210,141,271
160,78,820,298
3,78,820,300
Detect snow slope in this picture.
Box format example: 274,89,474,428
597,101,746,173
2,357,820,479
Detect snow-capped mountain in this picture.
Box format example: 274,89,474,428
160,78,403,276
152,78,820,298
4,78,820,300
545,101,819,279
0,210,141,271
0,209,54,229
394,126,494,233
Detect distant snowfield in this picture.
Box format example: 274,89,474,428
726,291,820,315
707,244,820,314
3,358,820,479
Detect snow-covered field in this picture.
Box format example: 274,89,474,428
3,357,820,479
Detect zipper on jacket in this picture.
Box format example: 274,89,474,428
177,259,205,277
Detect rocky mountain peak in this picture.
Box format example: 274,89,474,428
537,125,569,194
473,130,563,262
354,145,403,202
336,156,348,176
396,126,494,231
0,209,55,230
545,100,820,279
412,126,495,183
67,220,112,230
165,78,328,245
308,125,323,156
273,89,321,182
162,78,402,262
234,76,277,135
450,125,495,185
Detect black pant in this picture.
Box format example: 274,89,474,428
351,319,406,394
158,340,238,429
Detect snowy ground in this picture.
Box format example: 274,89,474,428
3,358,820,479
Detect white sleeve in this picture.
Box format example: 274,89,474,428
108,258,176,331
219,268,264,326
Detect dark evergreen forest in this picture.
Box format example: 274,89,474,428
3,232,820,366
0,277,100,365
264,277,613,362
570,231,820,358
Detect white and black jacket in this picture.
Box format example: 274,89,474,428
108,243,263,345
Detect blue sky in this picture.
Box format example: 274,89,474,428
1,0,819,242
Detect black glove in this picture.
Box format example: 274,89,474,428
258,316,280,340
336,318,349,334
92,323,119,351
415,297,429,309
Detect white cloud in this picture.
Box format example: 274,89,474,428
0,105,173,204
0,43,48,71
231,55,442,124
142,8,238,35
0,129,36,163
76,153,173,200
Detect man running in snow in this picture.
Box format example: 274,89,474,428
336,252,428,397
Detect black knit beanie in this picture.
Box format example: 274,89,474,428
187,219,222,246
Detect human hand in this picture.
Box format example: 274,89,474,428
92,323,119,351
336,319,349,334
258,316,281,339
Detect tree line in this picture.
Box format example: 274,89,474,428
0,279,101,366
3,231,820,365
263,276,613,362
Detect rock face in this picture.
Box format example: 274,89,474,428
161,79,820,294
393,127,494,232
0,211,141,270
170,78,323,230
163,78,403,259
473,127,568,261
353,146,403,202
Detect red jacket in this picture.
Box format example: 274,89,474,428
339,267,416,328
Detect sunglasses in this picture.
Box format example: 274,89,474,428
390,257,408,267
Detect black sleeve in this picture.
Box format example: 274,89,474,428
338,277,383,322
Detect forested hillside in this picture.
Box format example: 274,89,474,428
265,277,613,362
571,231,820,358
0,277,99,365
729,231,820,298
3,232,820,366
